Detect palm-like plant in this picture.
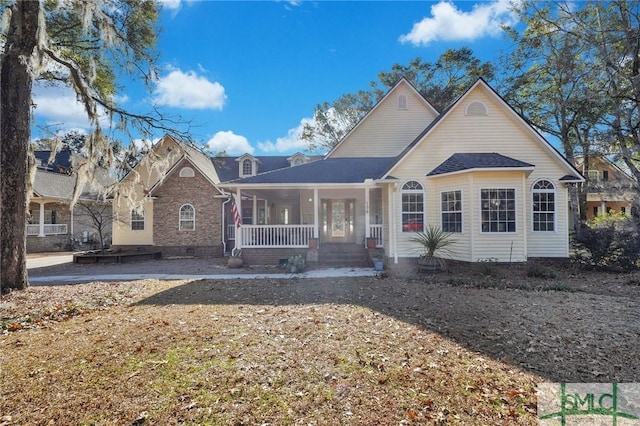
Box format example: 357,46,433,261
409,225,456,271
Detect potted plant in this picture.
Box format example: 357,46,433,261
409,224,456,272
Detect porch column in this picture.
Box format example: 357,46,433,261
252,195,257,224
235,189,242,250
313,188,319,239
365,188,370,239
38,201,45,237
600,200,606,217
70,204,74,238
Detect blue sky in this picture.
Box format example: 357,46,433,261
32,0,519,155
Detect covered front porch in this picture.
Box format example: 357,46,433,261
223,185,385,255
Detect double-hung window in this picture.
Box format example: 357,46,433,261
532,180,555,231
441,190,462,233
401,181,424,232
481,189,515,232
179,204,195,231
131,209,145,231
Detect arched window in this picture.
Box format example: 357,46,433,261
179,167,195,178
179,204,195,231
532,179,555,231
131,209,145,231
465,101,488,116
242,159,253,176
397,94,408,110
401,180,424,232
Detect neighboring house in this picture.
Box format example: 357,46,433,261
28,150,114,252
574,155,638,221
114,78,584,265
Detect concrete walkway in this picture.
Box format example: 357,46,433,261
29,268,379,284
27,253,379,285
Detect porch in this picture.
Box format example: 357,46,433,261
224,187,385,253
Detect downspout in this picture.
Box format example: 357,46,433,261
221,194,231,255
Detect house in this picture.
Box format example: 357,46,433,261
113,78,584,266
28,150,113,252
110,137,321,257
574,155,637,221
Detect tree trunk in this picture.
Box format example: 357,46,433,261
1,1,41,293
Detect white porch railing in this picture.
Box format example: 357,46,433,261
26,224,68,236
369,224,383,247
239,225,314,248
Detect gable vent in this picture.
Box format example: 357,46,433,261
465,101,488,116
179,167,195,178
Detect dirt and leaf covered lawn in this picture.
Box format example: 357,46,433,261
1,261,639,425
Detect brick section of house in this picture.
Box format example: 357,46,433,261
152,159,224,257
241,248,308,266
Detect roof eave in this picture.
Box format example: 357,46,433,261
426,166,536,179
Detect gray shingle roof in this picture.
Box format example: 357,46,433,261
427,153,534,176
33,168,114,201
224,157,397,185
214,155,324,183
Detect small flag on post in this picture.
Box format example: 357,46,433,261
232,194,242,228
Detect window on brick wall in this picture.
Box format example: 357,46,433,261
131,209,145,231
179,204,195,231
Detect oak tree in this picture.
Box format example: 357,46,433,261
1,0,179,293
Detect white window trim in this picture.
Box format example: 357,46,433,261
131,209,145,231
465,101,488,116
441,190,463,233
479,187,517,234
397,94,408,110
531,179,557,233
179,204,195,231
179,166,195,178
587,169,600,182
240,159,254,177
401,180,425,233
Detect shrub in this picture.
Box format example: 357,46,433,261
573,217,640,271
475,258,499,276
526,263,558,279
287,254,306,273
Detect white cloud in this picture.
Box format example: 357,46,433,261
399,0,517,46
257,117,312,153
154,69,227,110
32,83,110,129
158,0,181,10
206,131,254,155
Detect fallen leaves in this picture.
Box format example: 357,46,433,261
0,266,638,424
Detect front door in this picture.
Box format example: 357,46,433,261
321,199,355,243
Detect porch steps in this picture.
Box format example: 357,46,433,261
318,243,370,267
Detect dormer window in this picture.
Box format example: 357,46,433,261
397,94,408,110
242,159,253,176
237,154,259,177
288,152,309,167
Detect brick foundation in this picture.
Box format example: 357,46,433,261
241,248,309,266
